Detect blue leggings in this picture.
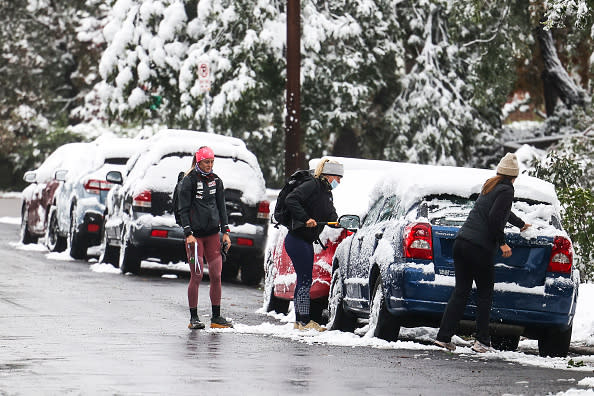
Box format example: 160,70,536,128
284,233,314,324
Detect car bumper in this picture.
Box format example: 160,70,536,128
75,211,103,245
384,264,578,330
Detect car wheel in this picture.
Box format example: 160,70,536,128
221,260,239,281
265,285,290,314
119,238,141,274
45,206,66,252
240,254,264,286
99,220,119,267
69,205,88,260
327,267,357,332
368,273,400,341
491,335,520,352
538,325,572,357
20,205,38,244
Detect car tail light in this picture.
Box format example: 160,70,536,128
257,200,270,219
547,236,573,274
404,222,433,260
151,229,168,238
237,237,254,246
84,179,113,194
87,224,100,233
133,190,152,208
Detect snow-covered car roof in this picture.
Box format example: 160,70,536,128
124,129,266,204
32,142,104,184
310,156,560,218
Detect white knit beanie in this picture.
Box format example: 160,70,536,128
496,153,519,177
321,161,344,177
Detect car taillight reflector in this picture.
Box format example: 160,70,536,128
84,179,113,194
151,229,168,238
133,190,152,208
547,236,573,274
237,237,254,246
404,222,433,260
87,224,100,233
257,200,270,219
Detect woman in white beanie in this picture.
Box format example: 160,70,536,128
434,153,531,353
284,158,343,331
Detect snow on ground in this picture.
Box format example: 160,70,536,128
7,234,594,383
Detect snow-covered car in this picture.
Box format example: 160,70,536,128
48,136,143,259
20,142,99,245
102,129,270,284
328,162,579,357
263,157,395,322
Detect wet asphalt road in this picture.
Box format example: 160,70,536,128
0,198,592,395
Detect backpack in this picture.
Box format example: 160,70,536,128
172,171,186,226
273,169,313,228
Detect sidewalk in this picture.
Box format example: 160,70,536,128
0,196,20,218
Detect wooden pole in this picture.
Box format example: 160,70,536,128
285,0,303,178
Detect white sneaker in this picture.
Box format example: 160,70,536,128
434,340,456,351
471,340,494,353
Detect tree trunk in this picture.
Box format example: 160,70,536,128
536,24,585,116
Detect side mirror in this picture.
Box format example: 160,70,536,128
23,171,37,183
338,214,360,230
106,170,123,185
54,169,68,182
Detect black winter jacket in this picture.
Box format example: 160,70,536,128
178,169,229,238
285,177,338,243
456,178,525,253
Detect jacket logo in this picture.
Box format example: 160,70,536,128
208,181,216,187
196,182,203,190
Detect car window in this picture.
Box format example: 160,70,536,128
104,157,130,165
421,194,475,227
362,197,386,227
377,195,400,222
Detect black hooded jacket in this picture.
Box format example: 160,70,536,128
285,177,338,243
456,178,525,253
178,168,229,238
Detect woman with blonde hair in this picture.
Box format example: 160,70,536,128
435,153,531,353
284,158,344,331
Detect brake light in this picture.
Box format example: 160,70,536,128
87,224,100,233
257,200,270,219
237,237,254,246
151,229,168,238
133,190,152,208
404,222,433,260
547,236,573,274
84,179,113,194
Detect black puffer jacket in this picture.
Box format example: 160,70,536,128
285,177,338,243
178,168,229,238
456,178,525,253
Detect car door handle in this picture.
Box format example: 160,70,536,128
375,232,383,239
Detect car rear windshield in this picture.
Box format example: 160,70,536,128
419,194,562,230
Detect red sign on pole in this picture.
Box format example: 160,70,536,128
198,63,209,79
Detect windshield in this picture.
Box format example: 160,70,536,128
419,194,562,231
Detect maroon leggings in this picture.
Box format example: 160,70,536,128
186,233,222,309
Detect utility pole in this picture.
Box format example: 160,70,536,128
285,0,303,179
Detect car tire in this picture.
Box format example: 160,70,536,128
538,325,572,357
369,273,400,341
45,206,66,252
99,221,120,267
327,267,357,332
69,205,88,260
240,254,264,286
20,205,38,245
221,260,239,281
265,285,290,314
491,335,520,352
119,238,141,274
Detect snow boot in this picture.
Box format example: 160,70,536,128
471,340,494,353
434,340,456,351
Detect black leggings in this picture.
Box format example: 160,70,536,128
284,232,314,324
436,238,495,345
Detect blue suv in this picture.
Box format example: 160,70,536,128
328,163,579,357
